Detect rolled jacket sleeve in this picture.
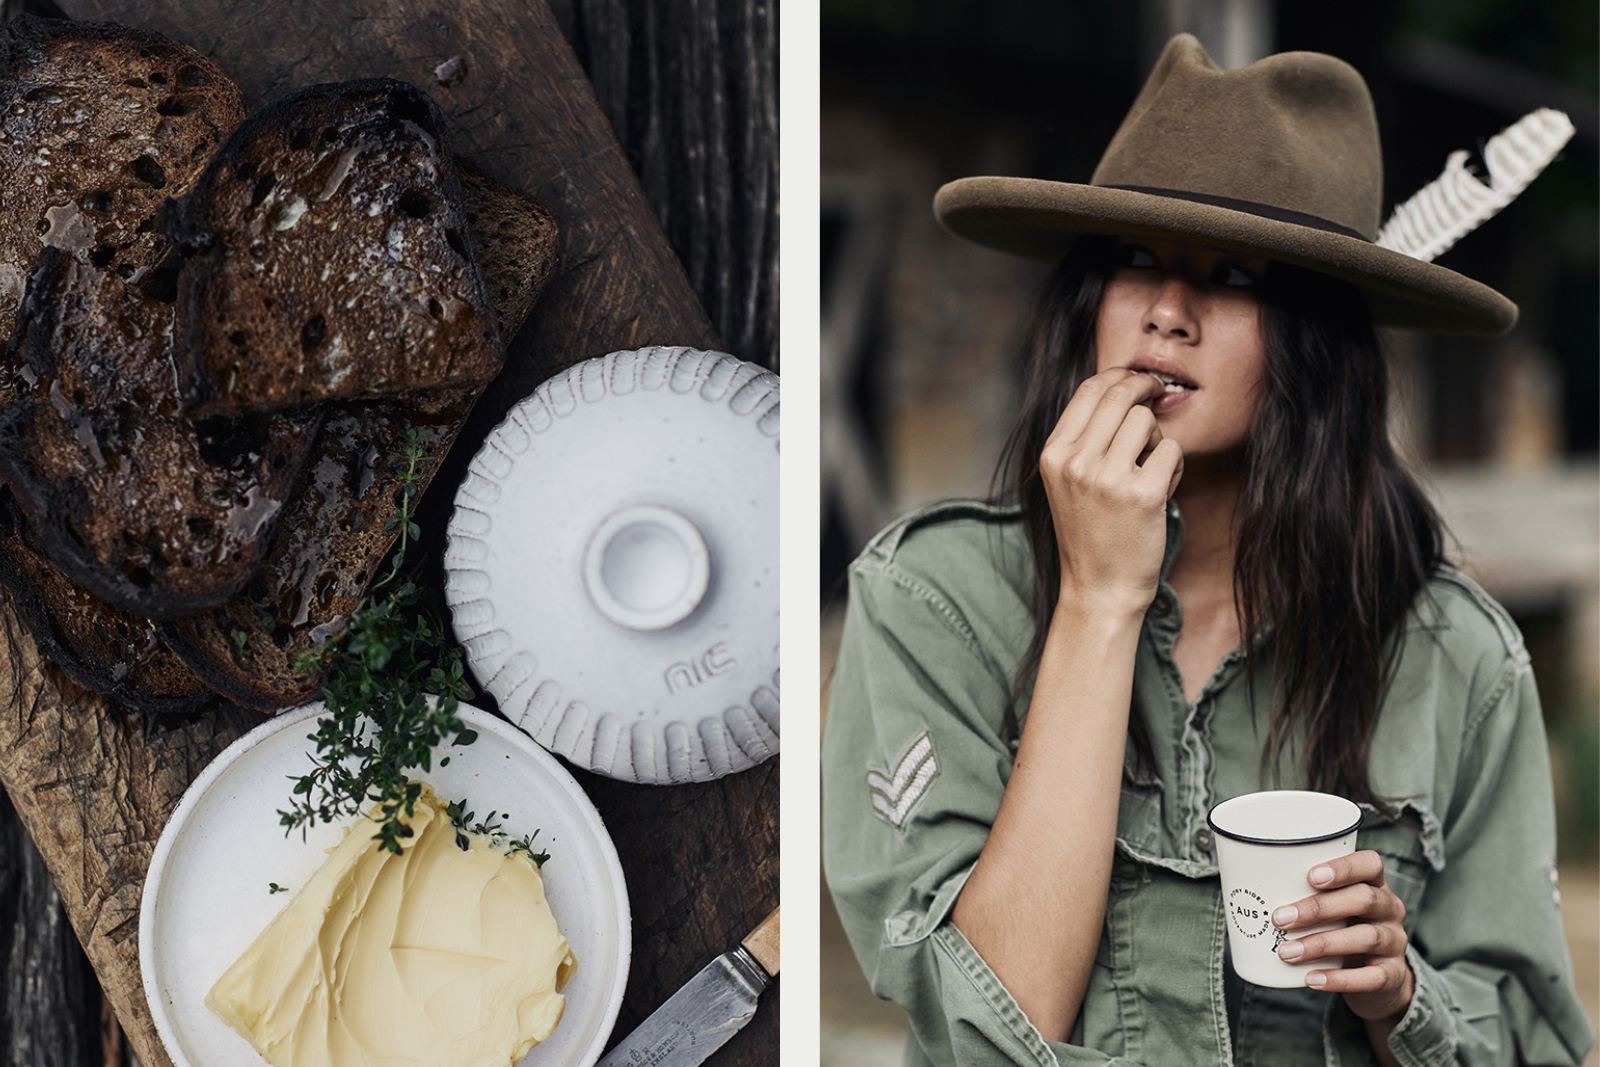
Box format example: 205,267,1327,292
1327,654,1595,1067
822,558,1145,1066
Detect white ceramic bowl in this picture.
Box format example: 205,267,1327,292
139,702,630,1066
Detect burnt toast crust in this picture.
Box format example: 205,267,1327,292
166,79,503,417
0,248,322,619
159,400,467,710
0,491,211,715
160,174,558,711
0,15,245,342
455,165,559,339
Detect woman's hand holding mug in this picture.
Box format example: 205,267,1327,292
1040,368,1184,617
1271,850,1415,1021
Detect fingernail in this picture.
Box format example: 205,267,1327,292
1307,972,1327,988
1277,941,1304,961
1273,905,1297,927
1309,866,1333,886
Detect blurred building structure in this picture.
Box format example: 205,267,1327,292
821,2,1598,1063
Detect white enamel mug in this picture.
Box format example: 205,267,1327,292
1207,790,1361,988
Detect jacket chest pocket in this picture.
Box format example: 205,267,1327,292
1357,799,1444,914
1115,759,1165,855
1113,777,1164,851
1100,853,1232,1064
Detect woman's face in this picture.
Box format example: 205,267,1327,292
1093,235,1271,457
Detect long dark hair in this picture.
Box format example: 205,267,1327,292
992,234,1443,806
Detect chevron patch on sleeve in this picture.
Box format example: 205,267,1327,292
867,731,938,830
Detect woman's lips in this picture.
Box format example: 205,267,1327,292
1151,387,1195,415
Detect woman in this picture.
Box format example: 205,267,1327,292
821,35,1593,1067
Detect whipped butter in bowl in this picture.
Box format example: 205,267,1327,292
205,781,577,1065
140,702,630,1067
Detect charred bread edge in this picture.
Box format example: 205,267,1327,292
0,249,326,620
0,493,212,716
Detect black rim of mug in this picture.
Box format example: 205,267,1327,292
1206,794,1363,847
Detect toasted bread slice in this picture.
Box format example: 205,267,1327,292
160,400,467,710
0,248,321,619
167,79,503,417
0,15,245,342
0,491,210,716
161,176,558,711
457,167,558,338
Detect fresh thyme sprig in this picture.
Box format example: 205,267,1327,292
445,797,551,867
276,427,477,855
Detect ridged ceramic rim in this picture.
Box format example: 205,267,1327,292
444,346,780,784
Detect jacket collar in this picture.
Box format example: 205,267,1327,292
1154,499,1276,649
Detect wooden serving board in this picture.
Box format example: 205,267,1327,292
0,2,780,1065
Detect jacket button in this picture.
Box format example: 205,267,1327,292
1194,827,1214,853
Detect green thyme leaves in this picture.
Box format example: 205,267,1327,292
276,428,476,855
445,797,551,868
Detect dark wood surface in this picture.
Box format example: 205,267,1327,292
0,631,261,1067
0,2,779,1065
0,788,103,1067
550,0,779,372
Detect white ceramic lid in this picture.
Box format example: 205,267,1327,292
445,347,780,784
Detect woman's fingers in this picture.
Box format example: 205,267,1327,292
1138,437,1184,501
1107,403,1160,468
1074,372,1166,457
1304,957,1411,994
1273,879,1402,930
1048,367,1140,446
1276,921,1408,964
1036,367,1180,616
1273,851,1390,928
1305,851,1388,891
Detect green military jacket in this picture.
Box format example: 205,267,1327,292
822,499,1593,1067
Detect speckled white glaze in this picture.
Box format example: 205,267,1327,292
444,347,780,785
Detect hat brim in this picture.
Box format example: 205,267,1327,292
934,177,1517,335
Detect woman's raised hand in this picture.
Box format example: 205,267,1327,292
1040,368,1183,617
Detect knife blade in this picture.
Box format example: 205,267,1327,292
597,908,779,1067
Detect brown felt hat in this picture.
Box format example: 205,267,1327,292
934,34,1518,334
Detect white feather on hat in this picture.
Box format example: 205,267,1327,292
1377,108,1575,263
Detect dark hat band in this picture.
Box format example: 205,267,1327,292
1101,184,1369,241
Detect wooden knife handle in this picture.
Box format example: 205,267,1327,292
741,907,779,977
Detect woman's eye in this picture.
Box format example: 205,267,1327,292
1212,263,1260,289
1113,244,1159,270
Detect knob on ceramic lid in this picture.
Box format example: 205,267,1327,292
582,504,711,632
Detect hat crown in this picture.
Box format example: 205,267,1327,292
1090,34,1382,240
